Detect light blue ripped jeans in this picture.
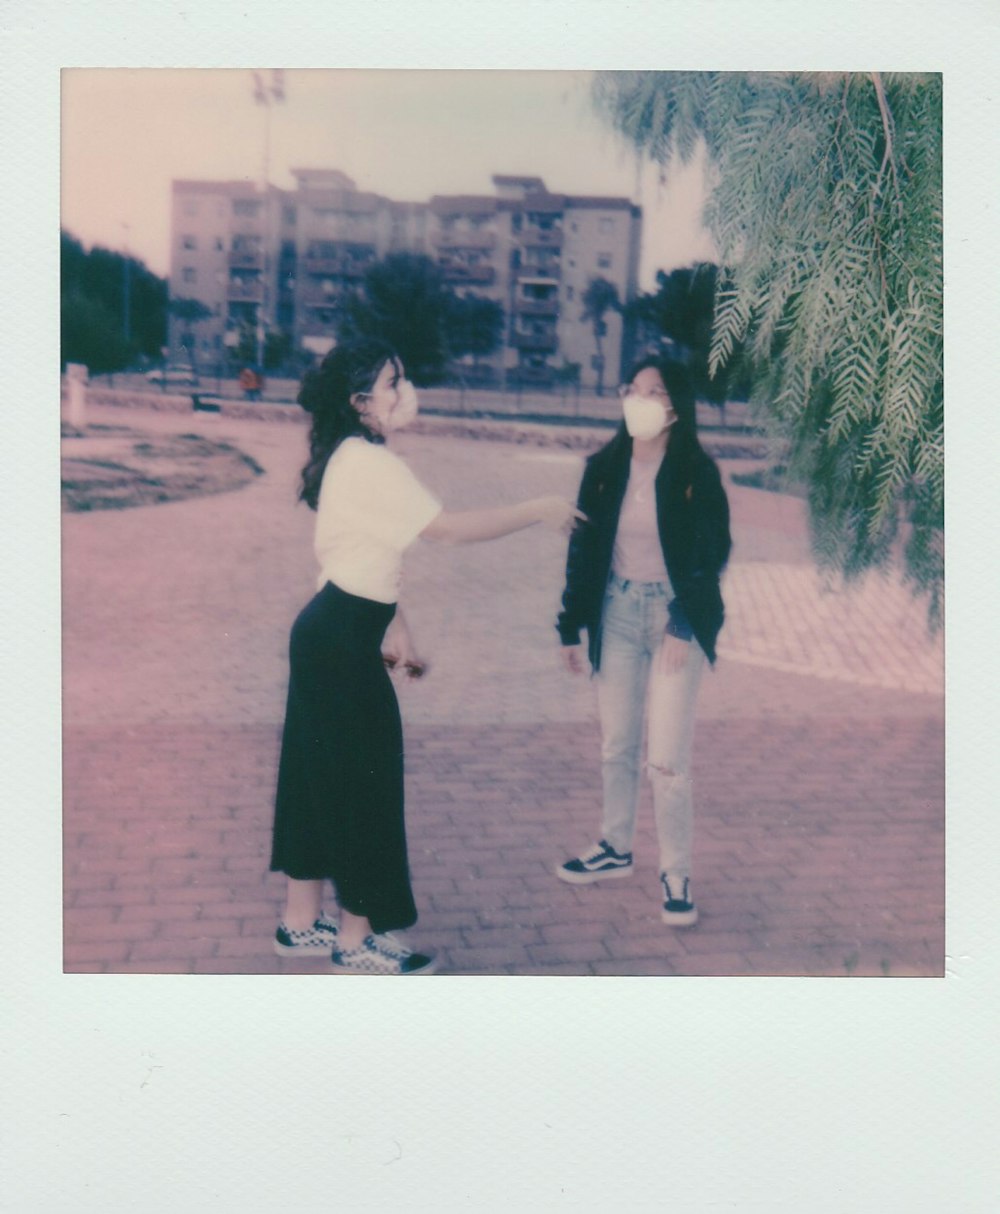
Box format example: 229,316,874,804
596,572,705,884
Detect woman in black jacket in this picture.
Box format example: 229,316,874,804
555,355,731,925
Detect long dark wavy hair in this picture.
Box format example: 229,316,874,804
297,338,399,510
606,353,706,478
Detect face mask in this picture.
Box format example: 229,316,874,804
385,379,419,431
622,393,669,441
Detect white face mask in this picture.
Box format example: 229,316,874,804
384,379,419,431
622,393,669,441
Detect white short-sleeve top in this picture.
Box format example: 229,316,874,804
314,436,442,604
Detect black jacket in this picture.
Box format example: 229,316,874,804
556,431,731,669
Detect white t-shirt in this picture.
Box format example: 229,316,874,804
314,436,442,604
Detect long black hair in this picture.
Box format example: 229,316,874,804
297,337,399,510
606,353,706,476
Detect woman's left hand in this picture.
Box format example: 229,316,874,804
657,633,690,675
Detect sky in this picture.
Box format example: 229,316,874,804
60,69,717,292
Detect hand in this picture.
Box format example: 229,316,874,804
657,633,690,675
560,644,585,675
382,615,427,680
533,495,588,535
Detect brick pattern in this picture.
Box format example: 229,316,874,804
63,717,943,976
62,402,944,976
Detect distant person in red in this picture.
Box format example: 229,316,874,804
269,337,583,975
239,367,262,400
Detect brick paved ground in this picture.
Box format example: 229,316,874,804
62,401,944,976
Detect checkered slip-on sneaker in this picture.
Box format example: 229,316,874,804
556,839,634,884
274,911,340,956
660,875,698,927
330,932,439,976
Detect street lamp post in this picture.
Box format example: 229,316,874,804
252,70,285,376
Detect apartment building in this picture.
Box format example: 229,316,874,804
168,170,641,388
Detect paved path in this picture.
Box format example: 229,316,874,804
62,402,944,976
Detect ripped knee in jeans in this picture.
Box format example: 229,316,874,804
647,761,690,785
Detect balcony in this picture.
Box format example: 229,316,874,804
228,249,262,269
513,330,558,352
440,263,496,285
227,279,263,302
299,285,347,306
516,264,561,283
299,318,339,337
302,255,370,278
515,298,560,318
520,227,564,249
431,229,497,251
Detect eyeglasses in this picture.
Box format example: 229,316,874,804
617,384,670,401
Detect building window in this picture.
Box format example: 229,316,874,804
512,213,522,233
283,206,297,225
566,285,575,301
599,217,615,233
233,199,261,218
215,238,224,251
597,253,612,270
182,267,196,283
182,235,197,251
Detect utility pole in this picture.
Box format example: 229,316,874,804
252,70,285,375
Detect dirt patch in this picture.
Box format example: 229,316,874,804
61,423,264,512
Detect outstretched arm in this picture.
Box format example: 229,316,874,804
421,495,583,545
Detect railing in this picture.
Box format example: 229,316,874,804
512,330,558,352
440,264,497,285
431,229,497,251
516,264,561,282
228,250,262,269
515,298,560,317
519,227,564,249
298,286,346,306
226,281,263,302
301,256,370,277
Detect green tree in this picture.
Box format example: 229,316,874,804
443,293,504,369
61,230,168,369
596,71,943,621
61,290,131,374
627,262,752,410
339,252,451,385
580,276,622,396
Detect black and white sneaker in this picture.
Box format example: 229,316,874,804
274,911,339,956
556,839,634,884
660,875,698,927
330,932,439,976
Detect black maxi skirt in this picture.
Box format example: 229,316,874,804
270,580,418,933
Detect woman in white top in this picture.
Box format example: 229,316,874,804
271,338,580,975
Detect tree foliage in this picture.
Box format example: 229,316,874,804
627,262,752,406
444,293,504,364
595,72,943,622
339,253,508,385
338,252,452,385
61,231,168,371
580,276,622,395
